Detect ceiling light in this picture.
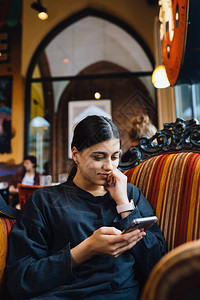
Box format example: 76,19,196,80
38,11,48,21
31,0,48,20
152,65,170,89
94,92,101,99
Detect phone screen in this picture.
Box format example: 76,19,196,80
122,216,158,234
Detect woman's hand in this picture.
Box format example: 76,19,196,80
105,169,131,206
70,227,146,269
9,185,17,192
89,226,146,257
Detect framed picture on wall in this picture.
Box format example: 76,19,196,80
68,100,112,158
0,76,12,154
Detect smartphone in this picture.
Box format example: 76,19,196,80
122,216,158,234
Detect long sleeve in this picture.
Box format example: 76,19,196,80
114,184,166,285
33,171,40,185
6,190,75,298
9,168,25,188
131,188,166,285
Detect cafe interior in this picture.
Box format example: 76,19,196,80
1,0,200,299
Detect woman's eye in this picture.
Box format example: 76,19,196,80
93,156,104,161
92,154,119,161
111,156,119,160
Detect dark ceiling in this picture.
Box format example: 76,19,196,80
146,0,158,6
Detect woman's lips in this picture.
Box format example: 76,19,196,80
98,173,109,179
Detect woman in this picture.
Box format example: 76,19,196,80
9,155,40,191
7,115,165,299
9,155,40,207
121,114,157,163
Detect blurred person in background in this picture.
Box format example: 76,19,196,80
121,115,157,163
9,155,40,207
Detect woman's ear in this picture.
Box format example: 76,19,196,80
72,147,79,163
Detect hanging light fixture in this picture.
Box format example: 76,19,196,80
94,92,101,100
31,0,48,20
152,65,170,89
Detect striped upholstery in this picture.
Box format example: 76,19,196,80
124,152,200,251
0,217,15,293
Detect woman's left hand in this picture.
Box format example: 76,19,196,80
105,169,130,206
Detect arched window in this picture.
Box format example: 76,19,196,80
25,9,157,179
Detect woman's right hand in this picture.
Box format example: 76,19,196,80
9,185,17,192
70,226,145,269
88,226,145,258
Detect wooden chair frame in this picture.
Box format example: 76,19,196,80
18,183,42,209
119,118,200,170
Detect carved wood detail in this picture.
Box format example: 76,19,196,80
119,118,200,170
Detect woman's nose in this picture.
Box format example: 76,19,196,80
103,158,113,170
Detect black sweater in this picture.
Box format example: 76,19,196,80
7,180,166,299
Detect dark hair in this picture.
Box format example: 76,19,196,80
24,155,37,168
71,115,120,151
68,115,120,180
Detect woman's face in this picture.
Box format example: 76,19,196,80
23,159,35,172
73,138,121,187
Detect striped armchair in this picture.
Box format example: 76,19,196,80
119,118,200,252
119,118,200,299
0,196,20,298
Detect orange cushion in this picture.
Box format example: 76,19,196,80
0,217,15,293
141,239,200,300
125,152,200,251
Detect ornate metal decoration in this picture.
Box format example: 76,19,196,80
119,118,200,171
